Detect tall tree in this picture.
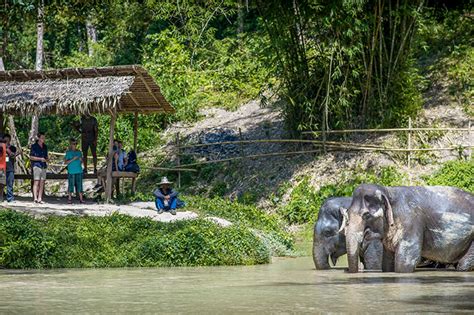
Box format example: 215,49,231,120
28,0,44,146
86,12,97,57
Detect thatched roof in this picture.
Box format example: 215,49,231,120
0,65,175,116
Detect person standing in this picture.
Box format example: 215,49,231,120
4,134,18,203
74,114,98,174
30,132,48,203
64,138,84,204
0,138,6,202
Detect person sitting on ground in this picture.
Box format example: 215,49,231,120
64,138,84,204
153,177,184,215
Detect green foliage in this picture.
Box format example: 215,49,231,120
0,210,270,269
258,0,425,132
278,166,406,224
185,195,293,255
424,160,474,193
416,8,474,117
143,29,272,122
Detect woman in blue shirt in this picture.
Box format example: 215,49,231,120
64,138,84,204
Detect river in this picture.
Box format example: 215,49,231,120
0,257,472,313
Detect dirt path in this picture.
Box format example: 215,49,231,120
2,197,232,226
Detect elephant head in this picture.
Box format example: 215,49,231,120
345,184,394,273
313,197,351,269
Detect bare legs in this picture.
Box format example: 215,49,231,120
33,180,45,203
68,191,84,203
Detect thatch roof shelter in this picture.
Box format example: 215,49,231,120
0,65,174,115
0,65,175,202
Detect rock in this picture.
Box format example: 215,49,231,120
204,216,233,227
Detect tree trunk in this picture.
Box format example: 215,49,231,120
237,0,244,34
86,13,97,57
35,0,44,71
29,0,44,146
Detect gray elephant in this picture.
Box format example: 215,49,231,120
344,184,473,273
313,197,383,270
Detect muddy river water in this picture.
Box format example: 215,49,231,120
0,257,472,313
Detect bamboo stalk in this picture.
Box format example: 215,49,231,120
178,138,472,152
179,139,383,149
176,132,181,188
407,118,412,185
141,166,197,172
178,145,474,168
302,127,471,134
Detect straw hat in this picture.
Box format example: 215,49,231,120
158,176,173,186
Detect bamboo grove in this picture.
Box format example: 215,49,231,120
1,0,471,149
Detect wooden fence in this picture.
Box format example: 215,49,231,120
173,119,472,186
15,120,471,188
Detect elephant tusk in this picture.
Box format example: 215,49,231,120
338,209,348,233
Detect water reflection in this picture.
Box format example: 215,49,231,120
0,257,472,313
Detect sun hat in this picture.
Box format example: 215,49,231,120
158,176,173,186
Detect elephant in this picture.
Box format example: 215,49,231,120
344,184,473,273
313,197,384,270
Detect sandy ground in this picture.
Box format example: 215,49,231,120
1,197,232,226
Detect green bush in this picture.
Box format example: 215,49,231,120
0,210,270,269
424,160,474,193
185,196,293,255
278,166,406,225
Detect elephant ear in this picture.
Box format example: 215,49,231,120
338,207,348,233
375,189,394,226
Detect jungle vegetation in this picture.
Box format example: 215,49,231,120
1,0,472,151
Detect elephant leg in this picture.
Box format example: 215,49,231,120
382,250,395,272
457,242,473,271
395,237,422,273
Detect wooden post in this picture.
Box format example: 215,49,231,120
176,132,181,188
469,121,472,160
105,111,117,202
322,126,327,154
238,128,244,159
407,117,412,185
133,111,138,152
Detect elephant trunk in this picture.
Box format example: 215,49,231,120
313,241,330,270
346,215,364,273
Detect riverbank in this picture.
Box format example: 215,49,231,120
0,210,275,268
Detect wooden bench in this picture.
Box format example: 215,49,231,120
15,171,138,195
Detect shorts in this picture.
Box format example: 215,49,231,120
33,166,47,181
82,139,97,156
68,173,83,193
